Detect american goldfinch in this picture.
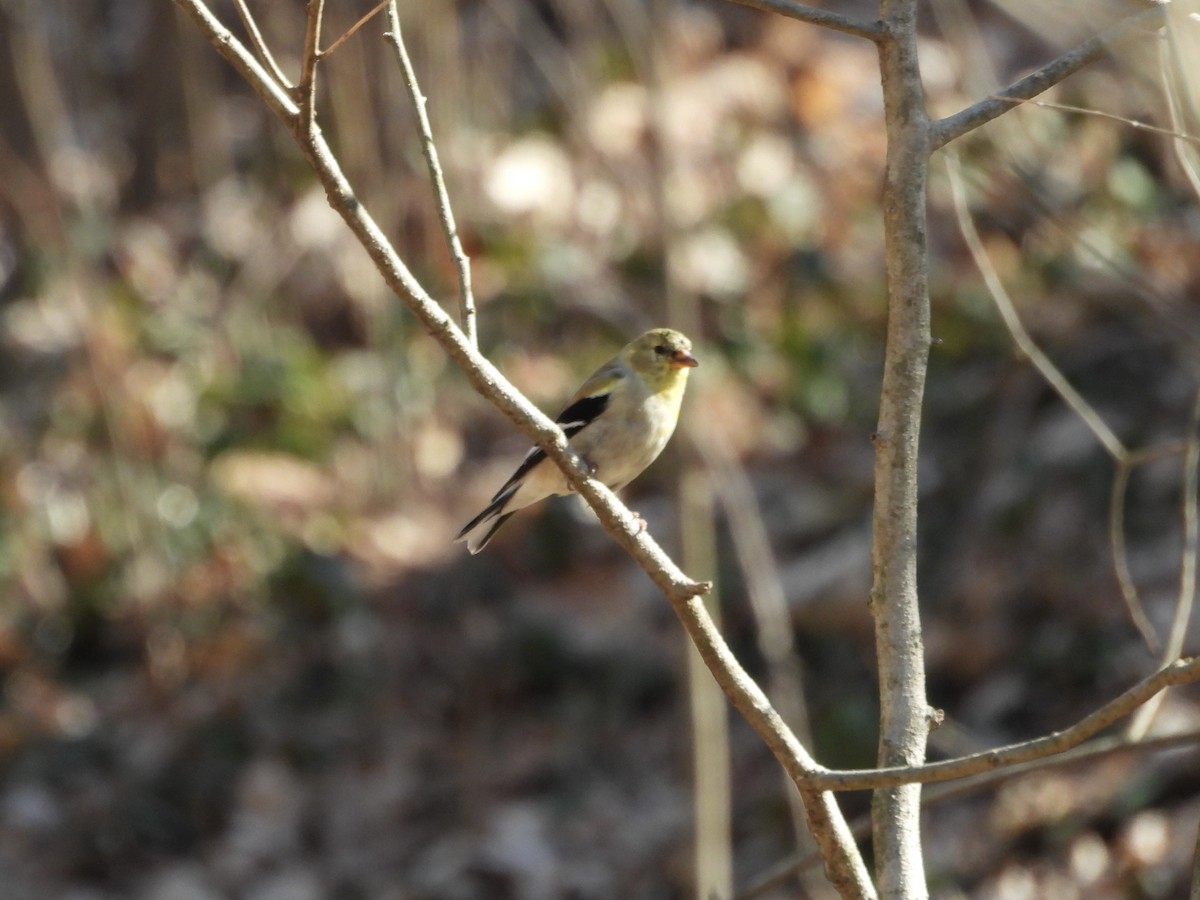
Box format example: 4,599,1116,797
456,328,698,553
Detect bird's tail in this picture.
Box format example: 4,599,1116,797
454,485,519,554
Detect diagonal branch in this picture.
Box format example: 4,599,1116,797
739,728,1200,898
945,155,1127,458
945,154,1167,650
807,656,1200,791
975,95,1200,148
170,0,703,600
171,3,874,894
721,0,885,42
176,0,297,121
931,6,1165,151
231,0,292,90
384,1,477,347
321,0,389,59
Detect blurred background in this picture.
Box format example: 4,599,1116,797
2,0,1200,897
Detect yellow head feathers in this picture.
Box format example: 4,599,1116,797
621,328,699,392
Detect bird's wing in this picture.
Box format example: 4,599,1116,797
488,365,625,496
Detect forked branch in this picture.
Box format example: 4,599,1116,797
806,656,1200,791
383,1,477,346
297,0,325,137
170,1,873,895
932,6,1166,150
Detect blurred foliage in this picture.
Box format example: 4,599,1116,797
0,0,1199,897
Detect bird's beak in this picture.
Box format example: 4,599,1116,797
670,350,699,368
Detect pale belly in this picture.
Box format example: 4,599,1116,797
564,391,677,492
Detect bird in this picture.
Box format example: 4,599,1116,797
456,328,698,553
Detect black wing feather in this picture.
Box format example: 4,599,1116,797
457,380,618,547
489,389,614,497
554,392,611,437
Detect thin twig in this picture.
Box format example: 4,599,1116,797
1172,392,1200,659
738,728,1200,899
720,0,885,41
384,1,477,347
1110,461,1161,652
1129,389,1200,738
174,0,298,120
231,0,292,90
297,0,326,137
697,431,821,884
321,0,389,59
931,6,1166,151
1129,440,1189,467
1162,23,1200,211
1127,28,1200,738
945,156,1127,461
980,95,1200,148
1005,156,1200,348
945,154,1170,649
806,656,1200,791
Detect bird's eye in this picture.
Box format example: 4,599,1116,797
654,344,668,356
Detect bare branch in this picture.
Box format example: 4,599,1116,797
642,0,873,888
1162,21,1200,206
170,7,880,895
945,155,1128,459
944,154,1175,650
870,1,934,894
698,433,830,891
1128,28,1200,739
172,0,298,121
169,0,707,608
1110,461,1162,652
321,0,389,59
977,95,1200,148
1129,441,1190,467
721,0,885,42
297,0,326,136
931,6,1165,151
739,728,1200,899
1129,389,1200,738
384,1,477,347
231,0,292,90
1169,391,1200,659
808,656,1200,791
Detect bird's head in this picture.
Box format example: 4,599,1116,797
625,328,698,391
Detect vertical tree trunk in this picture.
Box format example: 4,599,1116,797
871,1,933,896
